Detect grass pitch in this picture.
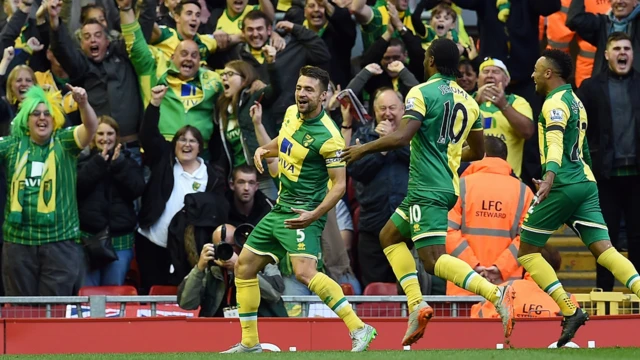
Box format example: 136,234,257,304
3,348,640,360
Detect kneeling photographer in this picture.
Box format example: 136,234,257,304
177,224,288,317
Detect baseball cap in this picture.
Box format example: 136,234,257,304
479,57,511,79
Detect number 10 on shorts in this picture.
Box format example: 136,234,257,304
409,205,422,224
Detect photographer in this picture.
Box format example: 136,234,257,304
177,224,288,317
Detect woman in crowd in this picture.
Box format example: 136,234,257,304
216,59,280,199
76,115,145,286
136,85,226,295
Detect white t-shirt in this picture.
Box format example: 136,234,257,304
138,158,209,248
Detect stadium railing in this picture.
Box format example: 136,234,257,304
1,291,637,318
0,295,483,319
574,291,640,315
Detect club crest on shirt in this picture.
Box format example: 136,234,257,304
192,182,201,191
549,109,564,122
302,133,315,148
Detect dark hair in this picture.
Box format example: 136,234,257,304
171,125,205,157
427,38,461,77
541,49,573,82
232,165,258,181
484,135,508,160
607,31,632,46
81,17,108,32
80,4,106,25
242,10,271,29
388,38,406,53
458,58,478,74
299,66,330,92
175,0,201,15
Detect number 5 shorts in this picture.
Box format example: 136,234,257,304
391,190,458,249
243,205,326,264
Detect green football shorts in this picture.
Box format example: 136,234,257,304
390,190,457,249
521,181,609,247
243,204,326,264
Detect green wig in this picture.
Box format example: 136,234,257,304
10,85,66,138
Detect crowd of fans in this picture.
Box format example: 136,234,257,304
0,0,637,318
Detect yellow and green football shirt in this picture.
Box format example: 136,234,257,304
0,127,83,245
479,94,533,178
538,83,595,186
403,73,482,196
361,0,415,49
276,105,345,210
152,26,217,60
216,5,259,35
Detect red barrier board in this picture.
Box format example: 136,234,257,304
4,316,640,354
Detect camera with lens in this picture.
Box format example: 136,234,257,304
209,224,255,265
213,224,235,261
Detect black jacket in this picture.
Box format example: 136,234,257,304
319,5,357,88
138,105,227,230
49,23,143,137
576,70,640,179
167,191,229,285
347,122,409,234
77,149,145,236
360,30,425,85
567,0,640,79
227,189,274,228
445,0,560,83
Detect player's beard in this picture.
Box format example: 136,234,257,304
298,99,318,115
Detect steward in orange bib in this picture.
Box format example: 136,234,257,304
446,136,534,296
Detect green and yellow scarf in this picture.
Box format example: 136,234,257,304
8,86,65,225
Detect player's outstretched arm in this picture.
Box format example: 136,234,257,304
461,128,485,162
342,118,420,164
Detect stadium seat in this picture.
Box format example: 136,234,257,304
149,285,178,295
363,282,398,295
358,282,401,318
341,283,355,296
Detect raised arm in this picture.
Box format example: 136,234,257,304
48,0,90,81
67,84,98,148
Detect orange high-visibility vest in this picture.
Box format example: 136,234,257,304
446,157,534,296
546,0,610,86
470,275,580,318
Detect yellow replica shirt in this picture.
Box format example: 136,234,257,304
216,5,259,35
276,105,345,209
479,94,533,177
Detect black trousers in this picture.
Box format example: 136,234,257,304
135,232,171,295
2,240,82,296
357,230,397,289
596,175,640,291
